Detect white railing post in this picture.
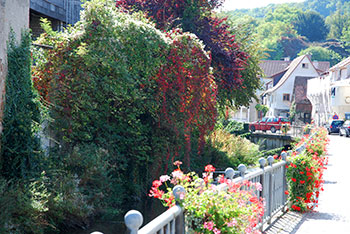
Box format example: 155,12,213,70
225,167,235,179
237,164,247,177
258,157,266,231
173,185,185,234
281,151,288,212
267,156,274,225
124,210,143,234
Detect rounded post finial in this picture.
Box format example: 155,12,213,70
267,156,274,165
259,157,266,168
173,185,186,200
281,151,287,161
225,167,235,179
237,164,247,177
124,210,143,233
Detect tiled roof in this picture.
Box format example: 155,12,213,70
262,55,311,95
259,60,291,77
314,61,330,73
259,60,330,78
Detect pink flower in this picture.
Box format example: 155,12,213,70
226,218,237,227
171,169,183,179
203,221,214,231
254,182,262,191
159,175,170,182
213,228,221,234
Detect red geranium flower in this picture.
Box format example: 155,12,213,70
205,164,216,172
152,180,162,188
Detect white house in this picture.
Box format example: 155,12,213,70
328,57,350,119
262,55,329,123
229,58,291,122
230,56,329,123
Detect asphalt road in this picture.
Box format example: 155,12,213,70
264,134,350,234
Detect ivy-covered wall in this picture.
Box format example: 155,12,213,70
0,0,30,132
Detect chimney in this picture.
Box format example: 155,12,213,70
306,53,312,61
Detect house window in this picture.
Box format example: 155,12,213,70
283,93,290,101
302,63,308,69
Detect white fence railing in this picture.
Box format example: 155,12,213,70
97,133,312,234
123,152,292,233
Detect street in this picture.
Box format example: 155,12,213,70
265,134,350,234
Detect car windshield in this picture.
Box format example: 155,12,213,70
332,120,344,126
267,118,274,122
281,118,289,122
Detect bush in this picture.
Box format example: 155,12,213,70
32,0,216,226
1,30,42,179
201,129,260,169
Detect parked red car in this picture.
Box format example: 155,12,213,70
250,116,290,133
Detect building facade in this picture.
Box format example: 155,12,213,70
30,0,83,38
262,55,329,124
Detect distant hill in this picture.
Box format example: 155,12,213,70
224,0,350,64
227,0,350,18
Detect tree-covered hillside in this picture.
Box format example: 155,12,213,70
224,0,350,63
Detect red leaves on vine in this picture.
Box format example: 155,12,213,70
154,30,217,168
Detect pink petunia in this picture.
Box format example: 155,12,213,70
203,221,214,231
226,218,237,227
159,175,170,182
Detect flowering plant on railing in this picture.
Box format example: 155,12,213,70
149,161,264,234
286,127,328,212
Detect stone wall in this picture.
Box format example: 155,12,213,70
249,133,294,150
0,0,30,131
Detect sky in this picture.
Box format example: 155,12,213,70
222,0,305,11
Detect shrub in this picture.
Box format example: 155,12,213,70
32,0,217,224
1,30,42,179
203,129,260,169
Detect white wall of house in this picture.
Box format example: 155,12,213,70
265,56,319,116
307,75,332,126
328,58,350,119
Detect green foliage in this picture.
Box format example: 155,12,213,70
326,9,350,39
203,129,260,169
224,16,264,107
34,1,169,217
289,101,297,123
293,11,328,41
264,5,302,24
298,46,342,66
255,104,269,117
1,30,42,179
32,0,218,228
225,1,350,60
